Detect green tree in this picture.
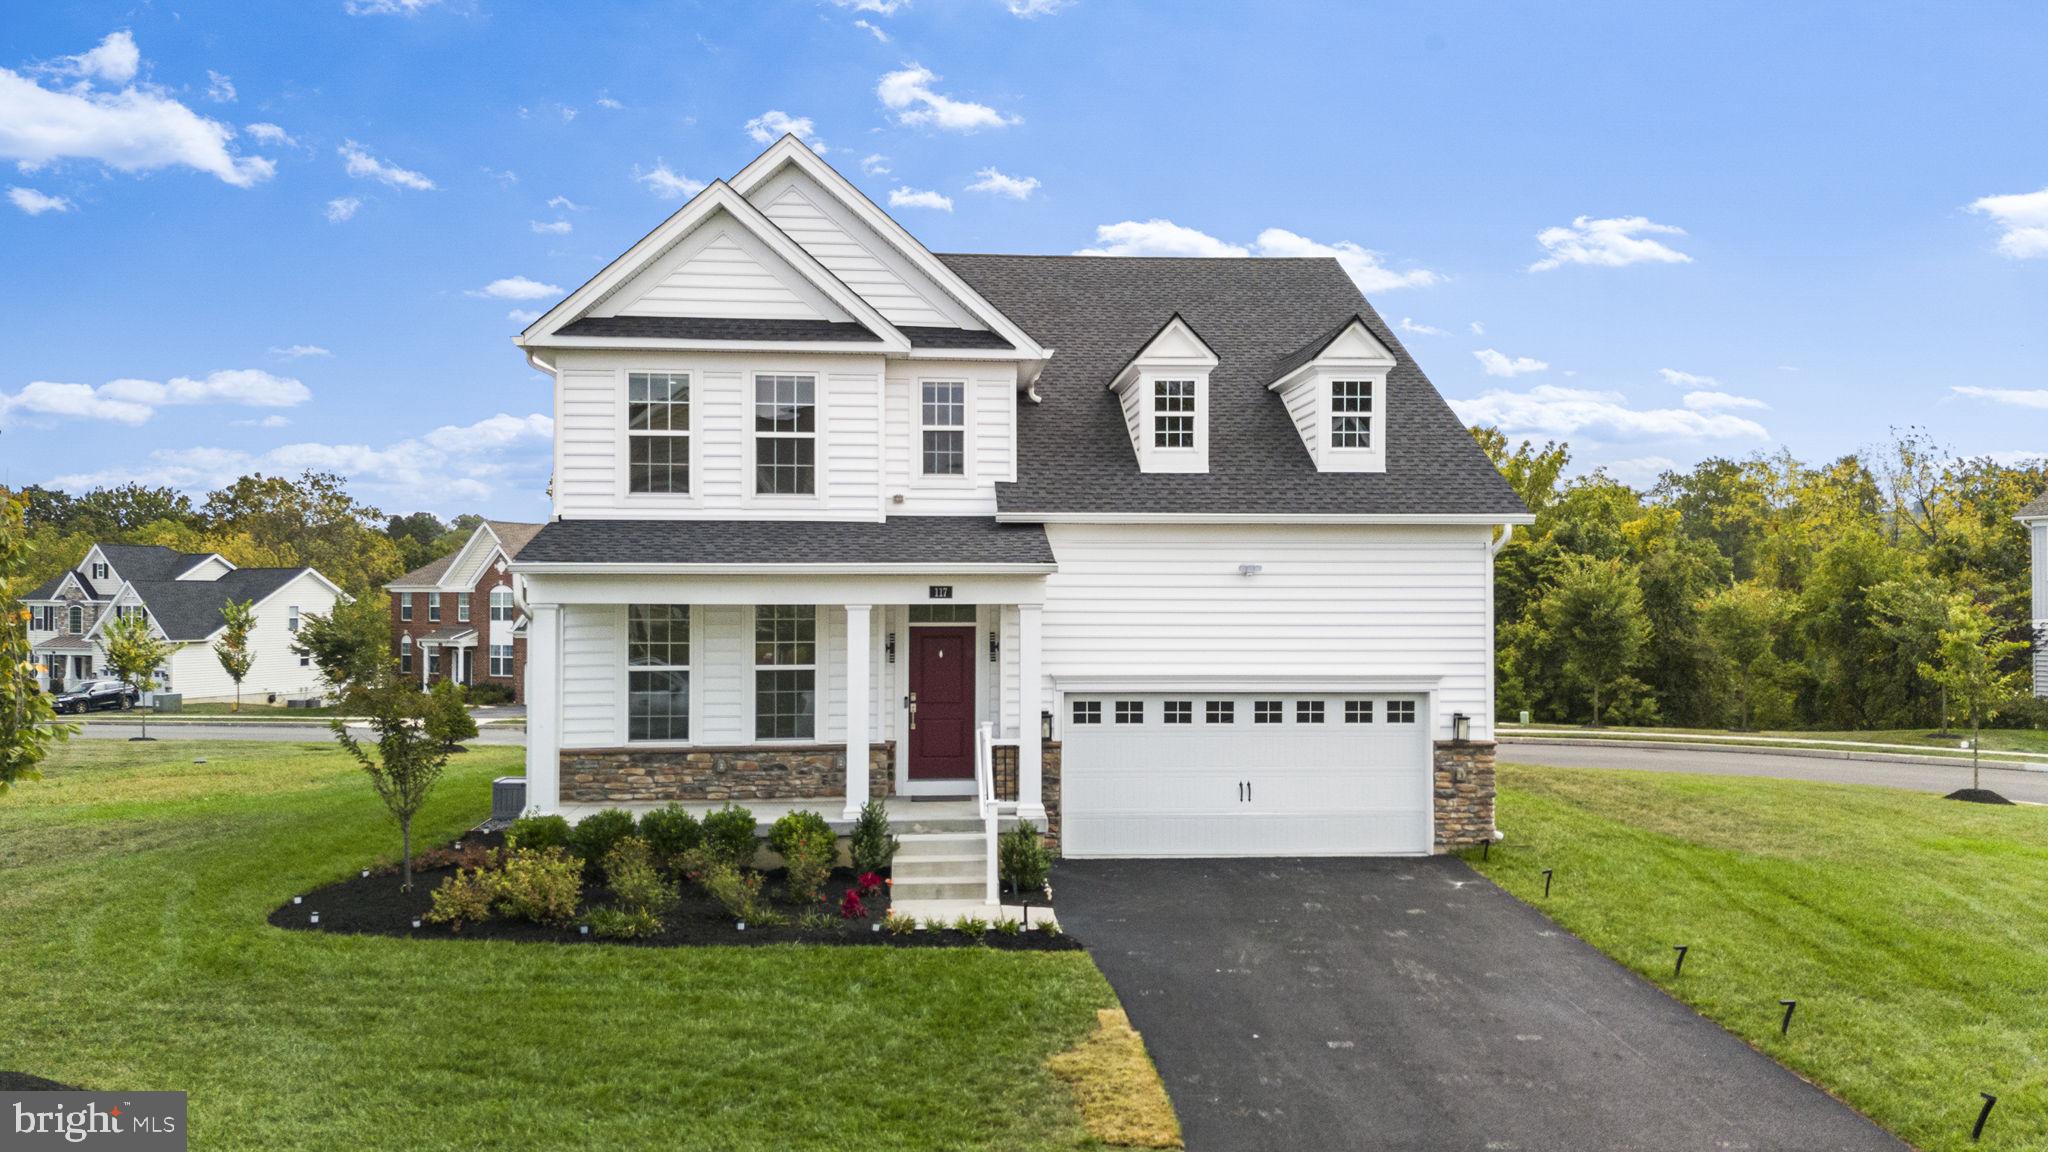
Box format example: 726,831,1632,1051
1538,554,1651,726
1799,530,1911,728
1471,426,1569,518
201,471,404,596
291,594,390,695
331,669,452,891
1698,581,1791,730
212,598,257,712
1870,572,1955,732
425,679,479,749
2,490,73,792
385,512,450,572
1920,595,2029,790
103,610,174,741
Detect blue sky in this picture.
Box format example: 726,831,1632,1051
3,0,2046,519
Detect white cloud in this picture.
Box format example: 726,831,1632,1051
205,70,236,103
0,369,309,427
530,219,572,234
1682,390,1769,411
344,0,441,14
233,414,292,429
51,411,554,506
1469,321,1485,335
268,344,331,359
745,109,825,151
339,140,435,190
1473,349,1549,377
596,94,624,110
860,153,891,176
546,195,584,211
1657,368,1718,388
1598,456,1680,487
1451,384,1769,441
877,65,1017,131
967,167,1038,200
1987,449,2048,466
1968,187,2048,259
470,276,562,301
828,0,908,13
1397,318,1445,337
1531,215,1692,271
483,166,518,186
1952,385,2048,410
888,186,953,212
0,33,275,188
507,309,542,324
324,196,361,223
244,122,294,146
855,19,891,42
1075,219,1440,293
635,161,705,199
8,186,72,215
1007,0,1072,14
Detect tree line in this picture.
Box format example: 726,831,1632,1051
1481,427,2045,732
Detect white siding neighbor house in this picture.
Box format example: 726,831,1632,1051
509,136,1530,911
25,543,344,703
2018,493,2048,695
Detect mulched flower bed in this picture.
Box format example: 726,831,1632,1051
268,829,1076,951
0,1072,81,1091
1945,787,2015,805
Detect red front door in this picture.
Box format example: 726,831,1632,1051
909,626,976,780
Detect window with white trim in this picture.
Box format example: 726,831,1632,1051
400,635,413,672
1153,379,1196,448
754,605,815,739
30,606,51,631
754,374,816,496
1345,699,1373,723
1205,700,1234,724
628,371,690,494
455,594,470,624
1071,700,1102,725
427,594,441,623
1387,699,1416,723
68,605,83,634
428,649,440,676
490,644,516,678
1254,699,1283,724
921,381,966,476
91,562,108,581
1163,700,1192,724
489,588,514,621
1114,700,1144,724
1330,380,1372,449
288,605,302,633
399,594,413,622
629,605,691,741
1297,700,1326,724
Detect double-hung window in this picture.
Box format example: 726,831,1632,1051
628,605,690,742
399,594,413,622
754,374,817,495
628,371,690,494
489,588,514,622
68,605,83,634
1331,380,1372,448
920,381,966,476
456,593,470,624
754,605,816,739
288,605,302,633
1153,379,1196,448
427,594,441,623
91,562,108,581
489,644,516,677
400,636,413,673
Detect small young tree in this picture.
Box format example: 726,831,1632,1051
1538,554,1651,727
424,678,479,749
1698,581,1790,731
1919,595,2028,791
212,598,256,712
331,669,450,891
2,489,72,792
103,611,174,742
291,594,388,698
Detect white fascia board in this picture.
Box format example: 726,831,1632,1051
517,336,897,354
1054,674,1445,694
729,136,1048,361
511,561,1056,576
2015,513,2048,524
903,346,1049,363
995,511,1537,526
515,180,910,354
433,523,502,589
1110,314,1220,393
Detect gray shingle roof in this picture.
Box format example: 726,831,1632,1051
2019,491,2048,520
26,573,68,601
128,568,310,641
556,316,880,342
391,520,545,587
517,517,1055,566
96,543,193,583
898,326,1013,350
936,254,1528,518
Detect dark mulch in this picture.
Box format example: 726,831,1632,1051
1945,788,2015,805
269,830,1076,951
0,1072,81,1091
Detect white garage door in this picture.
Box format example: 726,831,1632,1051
1061,692,1432,858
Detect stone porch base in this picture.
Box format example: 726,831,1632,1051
1433,740,1498,851
560,743,894,805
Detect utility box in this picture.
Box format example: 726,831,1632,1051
152,693,183,713
491,777,527,823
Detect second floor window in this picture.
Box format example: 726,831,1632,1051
921,381,966,476
428,594,441,623
399,594,413,622
490,588,514,621
91,561,108,580
68,605,83,634
628,371,690,494
1331,380,1372,449
754,374,816,495
456,593,470,623
288,605,301,633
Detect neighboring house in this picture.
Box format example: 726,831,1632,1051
24,542,344,703
2019,492,2048,696
508,135,1531,865
386,520,542,701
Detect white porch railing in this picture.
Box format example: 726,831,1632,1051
975,722,998,906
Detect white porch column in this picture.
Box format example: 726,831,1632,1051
843,604,872,820
523,603,561,816
1017,602,1046,821
420,642,431,688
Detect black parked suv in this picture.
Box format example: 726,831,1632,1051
52,678,140,715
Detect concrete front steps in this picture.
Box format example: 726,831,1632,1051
886,802,1057,927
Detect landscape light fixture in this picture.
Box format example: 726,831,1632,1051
885,632,896,663
309,912,320,925
1238,563,1263,577
1041,710,1054,742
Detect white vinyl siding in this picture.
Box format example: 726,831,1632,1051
560,604,626,747
753,174,968,328
882,361,1014,514
153,571,340,702
616,232,822,320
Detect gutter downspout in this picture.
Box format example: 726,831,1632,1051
1489,522,1516,555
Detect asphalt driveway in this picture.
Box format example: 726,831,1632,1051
1055,856,1906,1152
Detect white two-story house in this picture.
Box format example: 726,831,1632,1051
510,136,1530,874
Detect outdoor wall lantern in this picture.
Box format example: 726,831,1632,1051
885,632,897,664
1451,713,1471,744
989,632,1000,663
1041,709,1054,742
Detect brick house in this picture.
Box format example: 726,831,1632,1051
387,521,542,702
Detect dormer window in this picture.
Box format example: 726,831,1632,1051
1109,314,1218,474
1330,380,1373,448
1153,380,1197,449
1268,316,1394,473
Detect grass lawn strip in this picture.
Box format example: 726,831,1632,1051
0,740,1123,1151
1502,723,2048,764
1045,1009,1182,1149
1472,763,2048,1152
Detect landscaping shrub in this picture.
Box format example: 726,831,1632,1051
999,820,1052,895
637,804,702,867
993,917,1022,937
952,914,989,940
465,681,516,706
688,854,775,925
796,909,836,932
773,814,836,905
413,840,497,872
587,905,662,940
838,887,869,919
569,808,638,872
602,837,677,921
700,804,758,871
768,809,834,856
506,813,572,854
424,867,494,931
883,911,917,935
424,679,480,747
491,847,582,926
849,798,899,873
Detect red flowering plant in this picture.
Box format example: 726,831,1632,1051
839,887,869,919
856,871,884,897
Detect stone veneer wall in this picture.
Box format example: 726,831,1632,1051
1040,740,1063,852
1432,740,1497,850
562,743,894,805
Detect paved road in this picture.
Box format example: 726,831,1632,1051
72,720,527,746
1499,738,2048,803
1057,857,1906,1152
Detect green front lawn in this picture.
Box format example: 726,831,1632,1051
0,741,1118,1151
1472,764,2048,1151
1505,720,2048,757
